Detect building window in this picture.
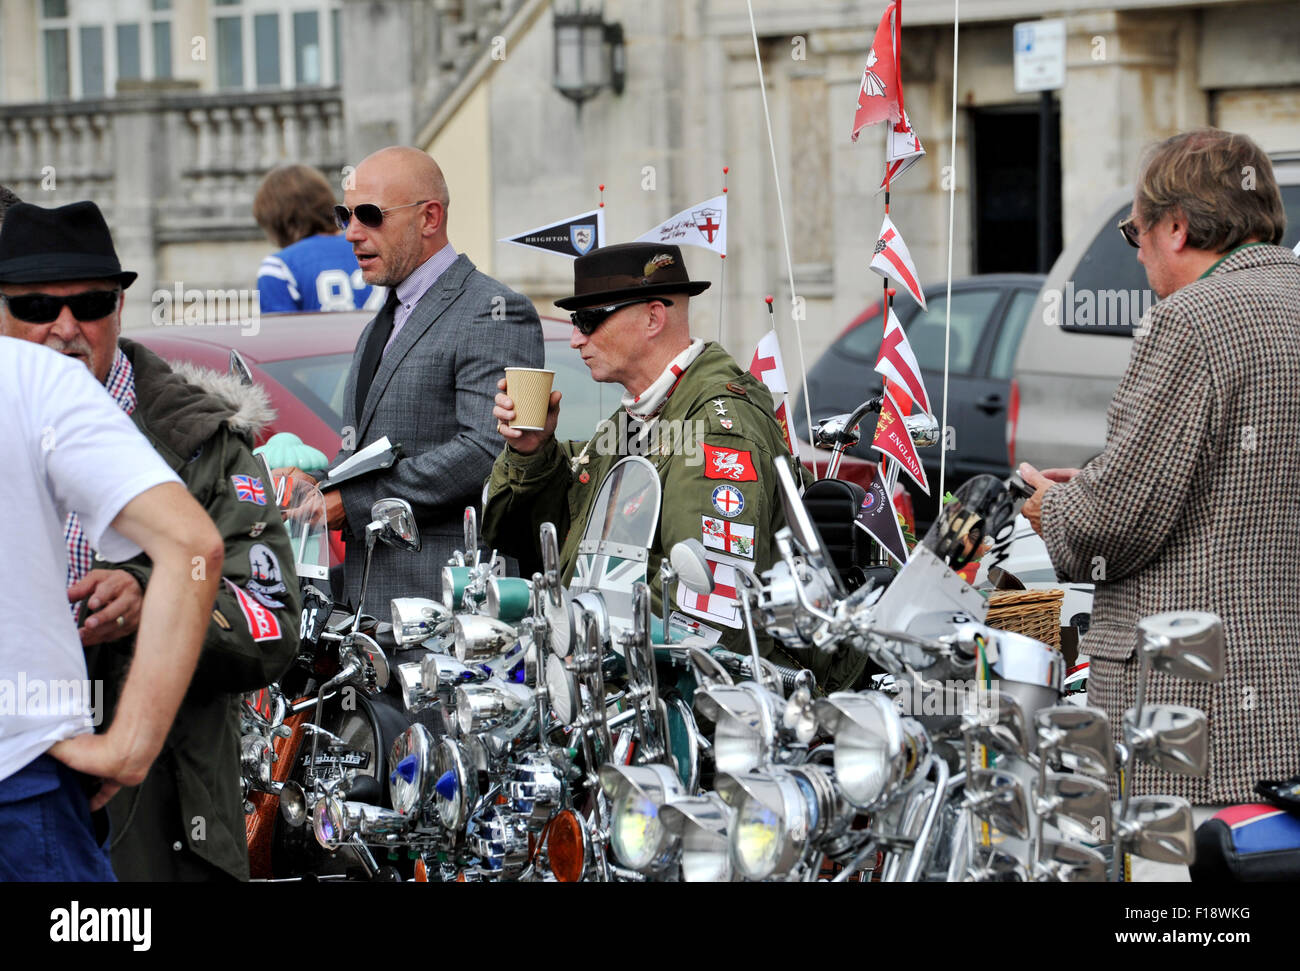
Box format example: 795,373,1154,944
294,10,320,86
79,26,105,97
254,13,281,87
117,23,142,81
153,20,172,78
44,28,71,100
216,16,244,89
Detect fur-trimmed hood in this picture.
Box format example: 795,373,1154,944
118,338,277,458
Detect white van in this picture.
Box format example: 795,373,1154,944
1013,153,1300,470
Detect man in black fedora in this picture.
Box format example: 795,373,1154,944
483,242,845,679
0,200,300,880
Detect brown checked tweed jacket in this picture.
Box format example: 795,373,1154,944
1041,243,1300,804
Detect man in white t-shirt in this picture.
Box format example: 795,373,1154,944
0,337,223,880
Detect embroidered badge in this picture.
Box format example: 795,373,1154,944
247,543,288,608
711,484,745,518
720,418,733,430
674,552,749,629
225,578,282,642
702,516,755,559
248,521,267,538
702,443,757,482
231,474,267,505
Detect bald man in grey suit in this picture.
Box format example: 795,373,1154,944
316,146,542,614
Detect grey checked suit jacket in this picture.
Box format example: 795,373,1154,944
333,253,543,614
1042,244,1300,804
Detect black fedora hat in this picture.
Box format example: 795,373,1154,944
0,201,136,288
554,242,710,311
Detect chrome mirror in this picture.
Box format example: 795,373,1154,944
352,631,390,691
1036,840,1108,882
371,498,421,552
453,614,518,662
1119,795,1195,865
279,780,308,827
229,348,255,386
1036,772,1112,842
660,793,734,883
1124,704,1209,777
546,653,580,726
540,521,562,596
544,586,578,658
670,539,714,596
903,411,940,447
1034,705,1115,777
685,642,734,688
965,768,1031,840
962,688,1031,759
1137,611,1225,683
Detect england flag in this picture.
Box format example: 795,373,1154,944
870,215,927,310
874,306,932,416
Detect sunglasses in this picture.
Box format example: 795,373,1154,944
0,289,120,324
1118,214,1142,249
570,297,673,336
333,199,431,230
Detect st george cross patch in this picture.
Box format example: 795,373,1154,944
674,551,751,629
702,443,757,481
231,474,267,505
224,578,282,642
701,516,755,559
711,484,745,518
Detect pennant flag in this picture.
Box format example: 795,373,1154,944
871,388,929,495
875,306,932,416
884,378,913,418
748,329,794,452
635,193,727,256
870,215,927,310
879,109,926,190
854,465,909,565
501,208,605,259
851,1,902,142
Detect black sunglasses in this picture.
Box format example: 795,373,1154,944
0,289,120,324
1118,214,1142,249
570,297,673,336
333,199,431,230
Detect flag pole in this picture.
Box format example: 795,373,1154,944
938,0,959,507
718,167,729,345
746,0,818,479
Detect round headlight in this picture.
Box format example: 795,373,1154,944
388,723,433,816
695,684,776,776
453,614,517,662
814,691,930,808
661,794,733,883
611,788,663,870
312,796,346,849
433,737,477,830
599,763,685,872
732,792,784,880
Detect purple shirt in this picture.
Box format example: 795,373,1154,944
383,242,458,355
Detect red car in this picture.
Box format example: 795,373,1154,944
133,312,909,554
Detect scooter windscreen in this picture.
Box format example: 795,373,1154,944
274,473,331,582
921,473,1034,572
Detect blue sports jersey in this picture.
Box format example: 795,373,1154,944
257,234,383,313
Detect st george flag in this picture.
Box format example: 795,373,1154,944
851,0,903,142
870,214,927,310
871,388,929,495
874,306,932,416
636,194,727,256
879,109,926,190
748,329,794,453
854,466,909,565
501,207,605,259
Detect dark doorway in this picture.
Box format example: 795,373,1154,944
971,103,1062,274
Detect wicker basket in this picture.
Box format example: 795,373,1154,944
985,589,1064,651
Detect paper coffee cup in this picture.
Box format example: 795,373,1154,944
504,367,555,431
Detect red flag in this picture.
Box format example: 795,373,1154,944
870,215,927,310
871,388,929,495
875,306,932,416
884,378,913,418
851,2,902,141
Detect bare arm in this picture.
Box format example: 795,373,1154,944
49,481,223,808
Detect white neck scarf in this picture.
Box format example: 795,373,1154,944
621,339,706,420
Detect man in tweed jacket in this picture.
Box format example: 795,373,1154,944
313,147,542,613
1022,131,1300,836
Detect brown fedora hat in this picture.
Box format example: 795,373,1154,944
554,242,710,311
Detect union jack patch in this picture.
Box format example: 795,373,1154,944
231,474,267,505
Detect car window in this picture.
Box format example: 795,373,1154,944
261,353,354,427
1064,204,1153,335
902,289,1000,375
835,305,893,361
989,289,1038,380
546,343,615,442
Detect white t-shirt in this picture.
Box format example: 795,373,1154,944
0,338,181,782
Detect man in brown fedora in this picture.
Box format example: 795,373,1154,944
484,242,842,678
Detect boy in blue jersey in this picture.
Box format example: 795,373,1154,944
253,164,385,313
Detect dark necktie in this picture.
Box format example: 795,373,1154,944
355,288,401,420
